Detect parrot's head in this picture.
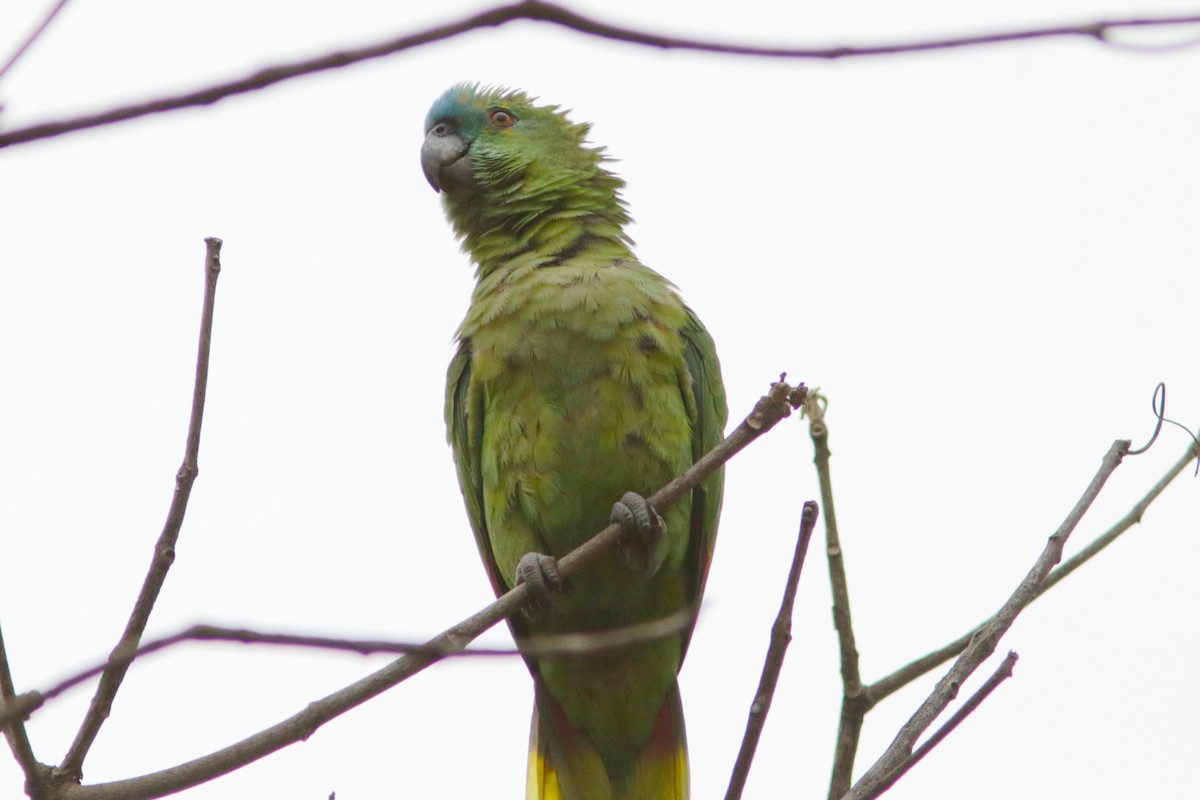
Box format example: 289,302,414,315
421,84,630,254
421,83,600,197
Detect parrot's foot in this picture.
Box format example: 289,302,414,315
611,491,666,576
516,552,565,617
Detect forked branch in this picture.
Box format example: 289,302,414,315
49,378,806,800
859,651,1019,800
844,439,1129,799
808,385,1195,799
869,431,1200,704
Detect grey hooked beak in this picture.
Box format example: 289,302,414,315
421,124,473,194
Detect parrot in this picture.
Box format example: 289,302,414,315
421,83,727,800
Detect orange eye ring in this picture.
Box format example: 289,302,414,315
488,108,516,128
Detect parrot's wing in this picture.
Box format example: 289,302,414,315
679,307,728,658
446,339,512,598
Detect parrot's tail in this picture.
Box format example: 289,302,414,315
527,679,688,800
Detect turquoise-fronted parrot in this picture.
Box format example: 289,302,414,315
421,84,727,800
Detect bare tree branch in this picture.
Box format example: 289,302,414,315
859,652,1019,800
46,377,806,800
0,0,72,84
725,500,820,800
0,622,44,796
844,439,1130,800
802,394,868,800
868,431,1200,703
59,238,223,780
0,3,1198,148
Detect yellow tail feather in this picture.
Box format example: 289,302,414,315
528,682,688,800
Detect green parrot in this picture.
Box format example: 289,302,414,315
421,84,727,800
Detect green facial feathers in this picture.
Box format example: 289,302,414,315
423,83,632,273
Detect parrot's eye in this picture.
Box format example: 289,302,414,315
488,108,516,128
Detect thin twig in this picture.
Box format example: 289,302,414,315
0,621,45,794
804,393,867,800
1,4,1199,148
725,500,820,800
859,652,1019,800
868,432,1200,704
0,0,72,84
0,610,697,726
844,439,1129,800
175,612,697,659
59,238,223,779
52,378,806,800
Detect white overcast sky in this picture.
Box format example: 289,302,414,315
1,1,1197,798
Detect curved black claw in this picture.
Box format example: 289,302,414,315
610,491,666,575
516,552,565,617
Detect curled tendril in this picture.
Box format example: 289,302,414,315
1127,382,1200,475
